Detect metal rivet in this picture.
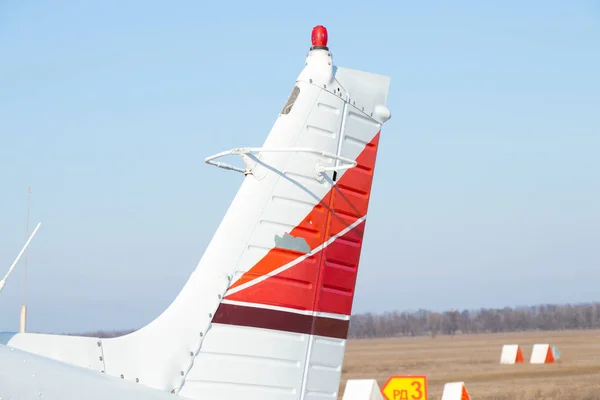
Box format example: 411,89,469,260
136,378,139,383
190,351,194,356
209,313,213,318
181,371,184,376
199,332,203,337
323,84,326,88
218,294,222,299
99,356,103,361
97,342,101,347
309,79,313,83
120,374,124,379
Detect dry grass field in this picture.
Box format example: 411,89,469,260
339,329,600,399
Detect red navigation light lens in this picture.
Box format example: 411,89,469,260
311,25,328,47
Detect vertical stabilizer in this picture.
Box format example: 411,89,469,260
2,25,392,400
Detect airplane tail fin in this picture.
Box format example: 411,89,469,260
3,25,392,400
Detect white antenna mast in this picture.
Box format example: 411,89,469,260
0,222,41,295
21,186,31,333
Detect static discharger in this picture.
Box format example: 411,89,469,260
441,381,471,400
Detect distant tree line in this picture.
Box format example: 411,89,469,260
347,302,600,339
73,302,600,339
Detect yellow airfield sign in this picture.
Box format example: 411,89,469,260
381,375,428,400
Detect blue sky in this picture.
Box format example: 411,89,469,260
0,1,598,333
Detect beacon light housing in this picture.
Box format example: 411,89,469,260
311,25,328,50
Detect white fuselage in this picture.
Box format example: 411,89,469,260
0,344,187,399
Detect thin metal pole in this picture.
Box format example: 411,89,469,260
25,186,30,305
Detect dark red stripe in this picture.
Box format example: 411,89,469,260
212,303,349,339
313,314,350,339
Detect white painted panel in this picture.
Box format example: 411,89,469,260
500,344,519,364
0,344,187,400
301,336,345,400
7,333,104,372
180,324,310,400
441,382,469,400
342,379,384,400
308,336,346,368
197,324,308,365
332,66,391,121
188,352,301,389
180,379,299,400
530,343,550,364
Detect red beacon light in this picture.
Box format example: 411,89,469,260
311,25,328,50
